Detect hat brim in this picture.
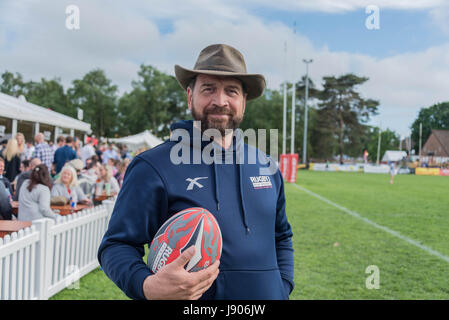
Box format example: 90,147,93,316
174,65,266,100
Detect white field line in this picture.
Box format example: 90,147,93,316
291,183,449,264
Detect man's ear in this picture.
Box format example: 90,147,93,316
187,87,193,111
242,93,247,114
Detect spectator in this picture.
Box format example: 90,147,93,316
15,132,27,161
81,138,96,167
0,139,8,155
69,159,96,200
18,164,59,221
0,181,13,220
32,133,54,173
102,144,120,164
51,165,90,205
55,136,65,150
0,157,13,201
95,164,120,197
2,138,22,182
23,141,35,160
13,159,30,193
13,158,41,201
115,158,130,188
53,136,77,174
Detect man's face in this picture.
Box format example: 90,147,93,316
0,161,4,175
187,74,247,135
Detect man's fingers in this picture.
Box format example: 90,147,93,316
191,259,220,284
172,246,196,268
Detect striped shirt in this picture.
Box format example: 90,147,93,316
32,142,54,173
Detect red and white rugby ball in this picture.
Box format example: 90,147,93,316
147,207,222,273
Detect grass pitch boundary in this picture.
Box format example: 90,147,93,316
292,183,449,264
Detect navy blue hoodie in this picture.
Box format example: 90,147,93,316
97,120,294,300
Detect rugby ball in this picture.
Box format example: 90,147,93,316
147,207,222,273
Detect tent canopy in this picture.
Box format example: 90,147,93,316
110,130,163,152
0,92,91,132
382,150,407,162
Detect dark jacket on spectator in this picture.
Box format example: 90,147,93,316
4,154,21,182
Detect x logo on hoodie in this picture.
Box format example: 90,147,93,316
186,177,208,190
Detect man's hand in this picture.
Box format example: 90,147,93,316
143,246,220,300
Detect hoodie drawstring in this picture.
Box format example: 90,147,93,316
212,142,250,235
238,163,250,234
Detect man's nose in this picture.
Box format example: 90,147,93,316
212,88,228,107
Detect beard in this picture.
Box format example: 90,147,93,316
190,97,243,136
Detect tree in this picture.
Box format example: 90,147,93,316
24,78,73,116
68,69,119,137
0,71,26,97
410,102,449,154
117,65,188,138
313,74,379,163
364,127,400,162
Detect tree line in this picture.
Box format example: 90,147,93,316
0,66,421,162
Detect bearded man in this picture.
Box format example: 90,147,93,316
98,44,294,300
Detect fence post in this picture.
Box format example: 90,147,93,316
32,219,51,299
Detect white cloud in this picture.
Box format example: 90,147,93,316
234,0,447,13
0,0,448,138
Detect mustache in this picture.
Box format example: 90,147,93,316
204,106,234,116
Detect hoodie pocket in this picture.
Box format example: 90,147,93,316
215,269,288,300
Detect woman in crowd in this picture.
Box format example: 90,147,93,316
18,164,59,221
2,138,22,182
114,158,130,188
15,132,27,161
95,164,120,197
51,165,91,205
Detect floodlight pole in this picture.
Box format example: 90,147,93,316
290,21,296,155
302,59,313,164
376,124,382,165
282,41,287,155
419,122,422,165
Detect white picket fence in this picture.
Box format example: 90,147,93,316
0,199,115,300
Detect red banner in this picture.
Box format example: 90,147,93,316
440,169,449,176
280,154,299,183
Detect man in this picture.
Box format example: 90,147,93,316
98,44,294,300
102,143,120,164
0,157,13,220
53,136,77,174
32,133,54,173
80,138,96,167
13,158,41,201
55,136,65,150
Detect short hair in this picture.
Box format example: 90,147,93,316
65,136,73,144
57,136,65,143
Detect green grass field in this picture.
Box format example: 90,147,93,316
51,170,449,300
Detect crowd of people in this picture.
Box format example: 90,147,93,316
0,132,135,221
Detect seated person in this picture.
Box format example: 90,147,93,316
51,165,91,205
18,164,60,221
95,164,120,197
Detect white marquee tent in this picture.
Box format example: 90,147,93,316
109,130,163,152
0,92,91,140
382,150,407,162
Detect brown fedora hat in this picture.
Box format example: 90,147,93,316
174,44,266,100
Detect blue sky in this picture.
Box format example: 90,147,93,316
250,7,448,58
1,0,449,139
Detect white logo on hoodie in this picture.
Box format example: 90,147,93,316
186,177,208,190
